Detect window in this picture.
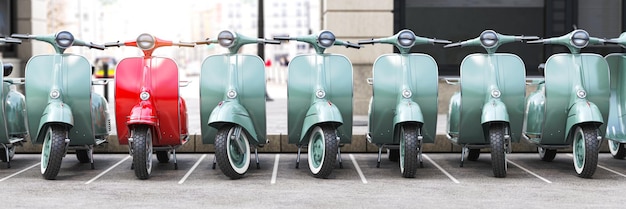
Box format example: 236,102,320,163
0,0,16,57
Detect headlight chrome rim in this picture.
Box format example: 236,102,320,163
140,91,150,101
49,89,61,99
491,89,501,98
227,89,238,99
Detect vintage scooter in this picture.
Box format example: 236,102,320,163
195,30,279,179
603,32,626,159
12,31,110,179
444,30,537,178
0,37,28,168
274,30,360,178
105,34,193,179
358,30,449,178
523,29,610,178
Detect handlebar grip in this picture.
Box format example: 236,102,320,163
264,39,282,45
11,34,31,39
432,39,452,44
526,40,544,44
195,39,211,45
177,42,196,47
344,41,361,49
1,38,21,44
358,39,376,45
89,43,106,50
104,41,123,47
444,42,463,48
273,36,291,41
518,36,540,41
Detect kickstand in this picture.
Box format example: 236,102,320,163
460,147,466,167
212,155,216,169
255,147,260,169
172,149,178,170
296,144,302,169
376,146,382,168
337,146,343,169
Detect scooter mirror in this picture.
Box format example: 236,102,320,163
136,33,156,50
317,31,336,48
218,30,236,48
571,30,590,48
55,31,75,49
480,30,498,48
3,64,13,77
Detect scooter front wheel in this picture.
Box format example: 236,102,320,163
608,140,626,159
40,125,67,180
489,123,507,178
308,125,338,178
399,124,419,178
215,125,251,179
131,126,153,180
572,125,599,178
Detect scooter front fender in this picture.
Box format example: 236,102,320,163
481,99,509,124
300,100,343,143
394,100,424,125
565,100,604,137
127,101,157,126
207,100,259,144
35,101,73,143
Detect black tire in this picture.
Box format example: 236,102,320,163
76,150,91,163
40,125,67,180
215,125,251,179
538,147,557,162
572,125,599,178
307,125,338,178
467,149,480,161
387,149,399,162
399,125,419,178
0,146,15,162
156,151,170,163
132,126,153,180
489,123,507,178
608,140,626,159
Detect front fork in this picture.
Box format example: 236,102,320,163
295,133,343,169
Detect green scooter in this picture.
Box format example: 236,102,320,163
445,30,537,178
523,29,610,178
274,31,360,178
359,30,450,177
195,30,279,179
12,31,111,179
605,32,626,159
0,37,28,168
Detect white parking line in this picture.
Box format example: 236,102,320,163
271,154,280,184
598,165,626,178
0,163,40,182
349,154,368,184
423,154,460,184
85,156,131,184
178,154,207,184
507,159,552,183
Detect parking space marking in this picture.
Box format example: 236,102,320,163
507,159,552,183
271,154,279,184
597,165,626,178
349,154,368,184
178,154,207,184
423,154,460,184
85,156,131,184
0,163,40,182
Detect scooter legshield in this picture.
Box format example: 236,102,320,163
542,54,609,144
115,57,187,146
200,54,266,145
457,54,525,144
287,54,353,144
25,55,94,145
605,53,626,142
368,54,438,144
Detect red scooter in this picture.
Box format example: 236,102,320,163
105,34,194,179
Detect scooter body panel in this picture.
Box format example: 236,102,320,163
539,54,609,144
368,54,437,144
25,54,95,145
288,54,353,144
454,53,526,144
115,57,188,146
200,54,266,145
4,84,28,137
523,82,546,139
605,53,626,142
91,92,110,137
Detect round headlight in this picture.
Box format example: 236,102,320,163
576,90,587,98
571,30,589,48
227,89,237,99
50,89,60,99
402,89,412,98
55,31,74,48
491,89,501,98
315,89,326,99
140,91,150,101
136,33,155,50
397,30,416,48
218,30,236,48
480,30,498,48
317,31,336,48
